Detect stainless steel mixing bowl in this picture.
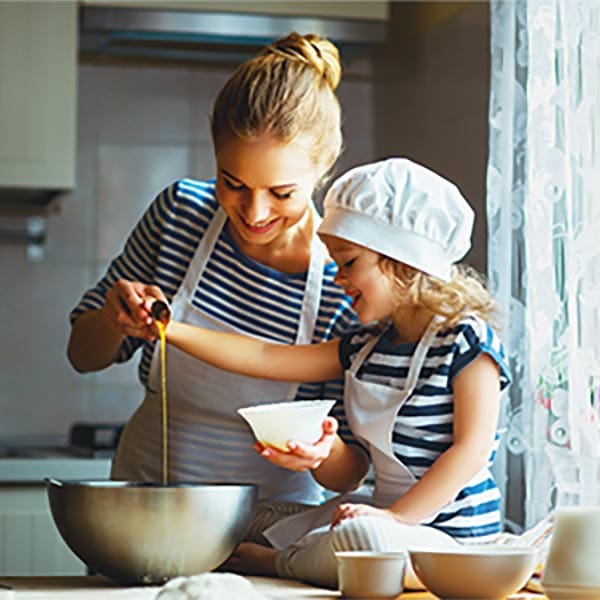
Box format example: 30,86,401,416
47,479,258,585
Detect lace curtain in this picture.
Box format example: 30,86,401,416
487,0,600,528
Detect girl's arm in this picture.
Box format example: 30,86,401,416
166,321,344,383
311,433,370,492
385,353,501,524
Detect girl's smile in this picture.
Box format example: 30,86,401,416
320,234,396,324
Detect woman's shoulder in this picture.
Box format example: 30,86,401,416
144,178,220,240
168,178,219,214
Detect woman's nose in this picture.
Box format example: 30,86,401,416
243,191,271,223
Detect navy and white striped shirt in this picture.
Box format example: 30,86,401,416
70,178,358,441
339,315,511,542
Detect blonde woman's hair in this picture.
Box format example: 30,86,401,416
379,259,499,328
211,32,343,175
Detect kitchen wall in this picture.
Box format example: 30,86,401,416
374,1,490,272
1,3,492,444
0,54,375,442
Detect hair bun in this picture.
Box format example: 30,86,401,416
267,32,342,91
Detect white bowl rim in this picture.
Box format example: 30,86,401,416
335,550,407,560
408,546,535,556
541,583,600,592
237,399,336,415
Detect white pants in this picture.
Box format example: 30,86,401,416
243,501,316,546
273,515,460,590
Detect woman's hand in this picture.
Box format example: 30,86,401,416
102,279,167,341
254,417,338,471
331,503,398,528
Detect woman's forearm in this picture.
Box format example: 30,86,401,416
67,309,125,373
312,436,369,492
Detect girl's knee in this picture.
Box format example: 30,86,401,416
331,516,393,552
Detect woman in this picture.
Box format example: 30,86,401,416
67,32,368,536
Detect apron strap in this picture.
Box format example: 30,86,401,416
176,206,228,301
403,315,444,398
295,232,325,344
348,315,444,401
347,322,388,376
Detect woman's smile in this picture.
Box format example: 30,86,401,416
241,216,281,235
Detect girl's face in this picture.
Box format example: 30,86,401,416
215,133,323,248
322,234,397,324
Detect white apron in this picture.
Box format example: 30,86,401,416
112,206,327,503
264,317,442,548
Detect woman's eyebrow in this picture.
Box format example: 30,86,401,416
220,168,298,190
220,168,244,183
271,182,298,192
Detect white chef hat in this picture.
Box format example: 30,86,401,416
318,158,474,282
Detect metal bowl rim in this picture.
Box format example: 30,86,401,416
46,478,258,490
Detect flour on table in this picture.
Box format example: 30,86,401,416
155,573,269,600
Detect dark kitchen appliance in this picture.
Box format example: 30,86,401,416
68,423,124,458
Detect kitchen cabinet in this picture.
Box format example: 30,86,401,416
0,2,77,190
81,1,390,21
0,456,111,576
0,486,85,576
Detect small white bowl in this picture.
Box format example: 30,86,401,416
408,546,536,600
237,400,336,451
335,551,406,599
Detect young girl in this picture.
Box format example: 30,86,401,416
164,158,511,588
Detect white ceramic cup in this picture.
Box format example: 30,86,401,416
542,506,600,598
335,550,406,599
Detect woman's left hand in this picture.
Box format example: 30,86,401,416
254,417,338,471
331,503,397,528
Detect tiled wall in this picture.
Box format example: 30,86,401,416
0,58,376,440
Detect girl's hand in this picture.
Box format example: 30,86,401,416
254,417,338,471
331,503,398,528
102,279,167,340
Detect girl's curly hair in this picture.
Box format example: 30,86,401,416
378,258,499,329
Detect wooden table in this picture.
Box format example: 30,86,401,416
0,575,547,599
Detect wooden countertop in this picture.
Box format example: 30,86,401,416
0,575,547,599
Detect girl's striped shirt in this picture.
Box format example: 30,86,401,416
338,315,511,542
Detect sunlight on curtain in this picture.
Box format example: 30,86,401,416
488,0,600,528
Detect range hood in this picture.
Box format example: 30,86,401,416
80,5,387,64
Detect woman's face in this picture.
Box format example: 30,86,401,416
215,133,323,247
